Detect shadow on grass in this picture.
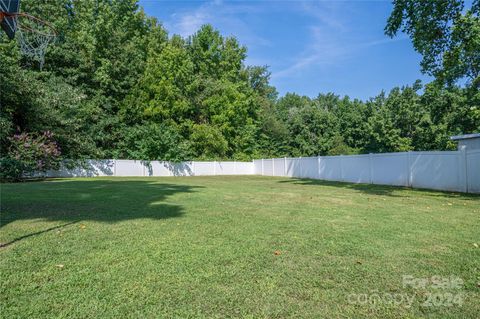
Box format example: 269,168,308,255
1,179,203,245
277,178,480,199
0,221,80,248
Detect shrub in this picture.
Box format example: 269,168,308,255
327,135,360,156
190,124,228,160
0,157,24,181
1,131,62,181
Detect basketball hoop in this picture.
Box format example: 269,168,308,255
1,11,57,69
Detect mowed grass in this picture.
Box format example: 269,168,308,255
1,176,479,318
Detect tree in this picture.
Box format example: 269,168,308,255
1,131,62,181
190,124,228,160
2,0,478,167
122,37,194,123
385,0,480,87
116,123,190,161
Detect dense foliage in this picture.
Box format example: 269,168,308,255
1,0,479,166
0,131,62,180
386,0,480,87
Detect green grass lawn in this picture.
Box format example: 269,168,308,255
1,176,479,318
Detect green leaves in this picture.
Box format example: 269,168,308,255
123,23,262,160
1,1,478,164
1,131,62,180
386,0,479,86
190,124,228,160
268,82,479,156
116,123,190,161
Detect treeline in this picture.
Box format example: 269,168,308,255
1,0,479,168
268,83,479,157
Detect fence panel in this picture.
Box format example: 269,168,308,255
286,158,302,177
147,161,170,176
467,150,480,193
212,161,221,175
273,158,285,176
263,159,273,176
319,156,342,181
235,161,255,175
299,157,318,179
192,162,214,176
115,160,144,177
48,159,115,177
371,153,409,186
217,161,235,175
410,152,463,192
341,155,370,183
170,162,194,176
253,160,262,175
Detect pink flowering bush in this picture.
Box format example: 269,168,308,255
0,131,62,181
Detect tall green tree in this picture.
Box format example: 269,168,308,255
2,0,478,165
386,0,480,87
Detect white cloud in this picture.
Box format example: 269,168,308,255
273,27,347,78
161,0,408,80
272,2,349,79
272,1,406,79
299,0,348,32
165,0,271,48
168,6,211,37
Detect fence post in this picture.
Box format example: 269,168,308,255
299,157,302,178
214,160,216,176
113,159,117,177
234,160,236,175
192,161,196,176
407,151,412,187
339,155,344,182
368,153,373,184
284,157,287,176
261,159,264,176
460,147,468,193
272,158,275,176
317,156,320,179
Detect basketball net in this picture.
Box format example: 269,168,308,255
1,12,56,70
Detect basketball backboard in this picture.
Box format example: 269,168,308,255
0,0,20,39
0,0,56,69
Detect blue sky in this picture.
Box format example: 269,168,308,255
139,0,431,101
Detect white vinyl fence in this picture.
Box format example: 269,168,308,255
47,160,254,177
254,150,480,194
47,150,479,193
